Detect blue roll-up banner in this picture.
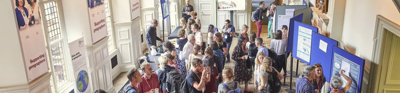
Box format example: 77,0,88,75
160,0,170,19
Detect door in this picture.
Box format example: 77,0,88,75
195,0,217,33
376,30,400,93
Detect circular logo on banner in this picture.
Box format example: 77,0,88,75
76,70,89,92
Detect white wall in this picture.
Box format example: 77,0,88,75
62,0,91,42
342,0,400,62
0,0,28,87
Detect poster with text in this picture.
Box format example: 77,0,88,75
130,0,140,20
332,53,361,93
13,0,49,82
69,38,91,93
296,26,312,63
218,0,246,10
88,0,108,43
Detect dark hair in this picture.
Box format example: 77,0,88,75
27,0,37,6
225,19,230,24
178,29,186,38
192,58,203,67
243,24,249,29
163,41,175,52
127,67,138,81
152,19,158,24
282,25,288,30
249,32,256,42
94,89,107,93
214,32,223,42
165,52,175,60
275,30,282,39
192,24,200,30
259,1,264,5
205,47,213,56
16,0,25,7
210,41,219,50
314,63,326,81
208,24,215,33
203,55,217,67
236,36,246,48
255,38,263,44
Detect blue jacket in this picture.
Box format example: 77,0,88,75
222,25,235,42
146,26,162,47
253,8,268,21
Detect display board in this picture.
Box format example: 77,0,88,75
310,33,338,82
88,0,108,43
286,14,303,54
274,5,307,34
160,0,169,19
218,0,246,10
130,0,140,20
294,7,313,25
69,38,91,93
331,47,364,93
292,21,318,64
13,0,49,82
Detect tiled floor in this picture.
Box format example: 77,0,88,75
113,32,307,93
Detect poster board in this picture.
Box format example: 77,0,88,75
69,38,91,93
331,47,364,93
218,0,246,10
13,0,49,82
292,21,318,64
310,33,338,82
274,5,307,33
160,0,169,19
286,14,303,54
130,0,140,20
294,7,313,25
87,0,108,43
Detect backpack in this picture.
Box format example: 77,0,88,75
179,78,190,93
222,83,242,93
268,69,282,93
166,70,183,93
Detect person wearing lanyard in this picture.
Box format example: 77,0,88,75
137,62,161,93
222,19,235,63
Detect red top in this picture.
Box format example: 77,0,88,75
137,73,161,93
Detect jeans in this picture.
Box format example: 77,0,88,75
225,41,232,62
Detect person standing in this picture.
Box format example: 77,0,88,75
253,1,268,38
137,62,161,93
255,38,269,57
145,19,163,53
187,58,210,93
313,64,326,93
270,30,288,76
182,0,194,22
232,37,250,92
123,67,143,93
222,19,235,63
177,29,188,51
296,66,316,93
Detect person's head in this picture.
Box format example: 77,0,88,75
214,32,223,42
178,29,186,38
208,24,215,33
204,47,213,56
16,0,25,7
236,36,247,48
210,41,219,50
224,19,231,27
222,68,234,81
186,0,190,5
127,67,142,84
192,44,201,54
151,19,158,27
192,24,200,32
140,62,152,76
255,38,264,47
187,19,195,26
94,89,106,93
163,41,175,52
330,76,343,90
27,0,37,6
191,58,204,72
256,52,266,65
164,53,175,65
180,18,186,26
275,30,282,39
203,55,216,67
190,11,197,18
261,57,273,72
302,66,316,80
314,63,325,80
259,1,265,8
188,34,195,44
249,32,256,42
243,24,249,32
158,54,168,67
282,25,288,31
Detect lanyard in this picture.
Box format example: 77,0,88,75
144,77,152,89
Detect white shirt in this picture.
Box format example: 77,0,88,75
270,39,287,55
195,32,203,45
207,32,213,45
180,42,194,61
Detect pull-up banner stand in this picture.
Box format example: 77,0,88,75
160,0,170,41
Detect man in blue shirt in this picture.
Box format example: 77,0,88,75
146,19,164,53
296,66,316,93
182,0,194,22
222,19,235,62
255,38,269,57
123,67,143,93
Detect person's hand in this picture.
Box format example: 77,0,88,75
339,70,344,75
242,56,246,59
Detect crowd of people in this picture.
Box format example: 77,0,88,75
119,0,353,93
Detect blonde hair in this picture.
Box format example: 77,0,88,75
261,57,273,72
256,52,266,65
222,68,234,80
158,53,168,67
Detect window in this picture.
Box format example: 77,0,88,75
104,0,117,53
42,1,74,92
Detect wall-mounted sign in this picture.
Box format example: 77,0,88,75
218,0,246,10
13,0,49,82
130,0,140,20
69,38,91,93
87,0,108,43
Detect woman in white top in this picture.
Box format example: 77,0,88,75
187,44,203,72
270,30,288,76
254,52,266,88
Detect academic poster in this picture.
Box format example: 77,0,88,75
331,52,362,93
13,0,49,82
69,38,91,93
130,0,140,20
296,26,312,63
88,0,108,43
